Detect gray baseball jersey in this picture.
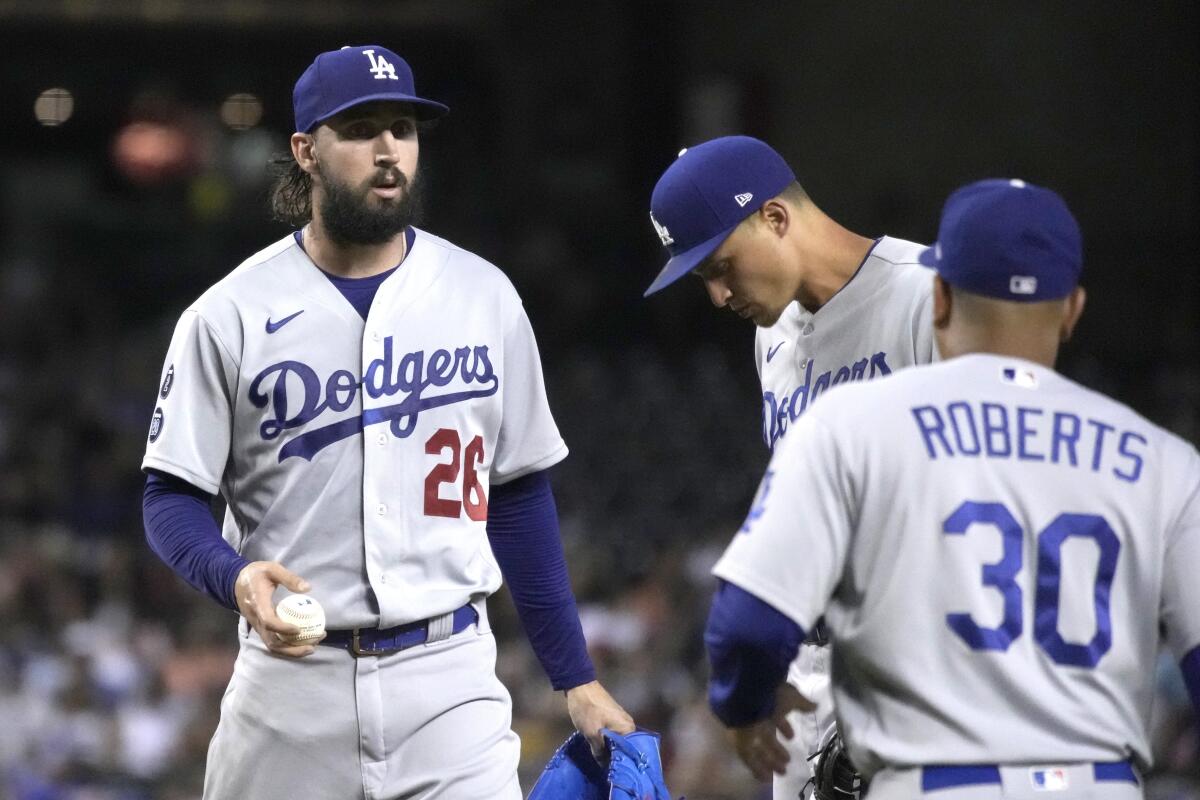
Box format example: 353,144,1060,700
143,228,567,630
755,236,935,449
715,354,1200,776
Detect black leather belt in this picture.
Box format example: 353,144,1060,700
320,603,477,657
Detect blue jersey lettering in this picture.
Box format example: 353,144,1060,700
250,337,499,462
909,401,1147,484
764,351,892,448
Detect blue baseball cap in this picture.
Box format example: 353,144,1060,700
919,178,1082,302
644,136,796,297
293,45,449,133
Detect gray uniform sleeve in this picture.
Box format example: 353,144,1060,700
490,305,568,485
1161,445,1200,659
712,410,856,631
141,310,238,495
912,273,938,363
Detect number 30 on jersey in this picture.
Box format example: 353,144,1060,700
944,500,1120,668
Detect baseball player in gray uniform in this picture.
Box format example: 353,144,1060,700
645,135,934,797
141,45,633,799
706,179,1200,798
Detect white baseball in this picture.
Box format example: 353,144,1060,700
275,594,326,645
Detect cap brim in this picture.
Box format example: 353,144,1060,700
308,92,450,131
643,224,738,297
917,244,939,267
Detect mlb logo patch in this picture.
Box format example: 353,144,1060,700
1001,366,1039,389
1010,275,1038,295
1030,768,1069,791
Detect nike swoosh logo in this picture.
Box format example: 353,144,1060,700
766,342,785,362
266,310,304,334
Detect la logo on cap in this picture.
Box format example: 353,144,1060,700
650,212,673,246
363,49,398,80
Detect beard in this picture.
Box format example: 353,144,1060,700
315,163,425,246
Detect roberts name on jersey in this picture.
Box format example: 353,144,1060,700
911,398,1147,483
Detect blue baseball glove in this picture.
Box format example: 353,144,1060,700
527,728,674,800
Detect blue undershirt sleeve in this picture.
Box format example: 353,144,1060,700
1182,644,1200,726
142,471,249,611
486,469,596,691
705,580,806,727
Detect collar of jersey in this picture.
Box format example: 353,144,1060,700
291,226,416,283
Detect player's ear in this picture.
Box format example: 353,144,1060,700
291,132,318,175
759,199,789,238
932,275,952,329
1059,285,1086,343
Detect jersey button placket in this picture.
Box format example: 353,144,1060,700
798,321,815,369
361,327,400,625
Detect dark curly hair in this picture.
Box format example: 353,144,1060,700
269,155,313,227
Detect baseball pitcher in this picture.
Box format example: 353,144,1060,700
141,44,633,800
645,135,935,798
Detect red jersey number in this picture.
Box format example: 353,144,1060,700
424,428,488,521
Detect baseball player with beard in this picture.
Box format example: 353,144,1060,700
141,44,632,799
644,136,935,797
704,178,1200,798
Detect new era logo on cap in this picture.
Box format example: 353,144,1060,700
734,192,754,207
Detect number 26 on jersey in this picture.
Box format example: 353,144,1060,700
424,428,488,521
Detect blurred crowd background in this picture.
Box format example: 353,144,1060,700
0,2,1197,798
